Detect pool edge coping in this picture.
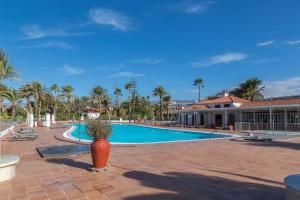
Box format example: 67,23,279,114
62,123,240,145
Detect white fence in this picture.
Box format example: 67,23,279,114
235,122,300,135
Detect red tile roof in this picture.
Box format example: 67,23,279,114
181,104,208,111
200,95,250,105
241,98,300,107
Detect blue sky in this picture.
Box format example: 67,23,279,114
1,0,300,100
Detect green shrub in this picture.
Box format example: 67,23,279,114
15,115,24,121
86,119,112,139
0,112,10,120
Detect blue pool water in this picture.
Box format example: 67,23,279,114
68,124,231,144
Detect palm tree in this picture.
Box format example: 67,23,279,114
0,49,18,112
193,78,204,103
50,84,60,118
0,88,21,119
44,93,55,114
19,84,34,114
71,97,86,120
114,87,122,117
102,94,111,119
125,79,138,116
125,82,133,115
242,78,264,101
90,86,106,117
152,86,167,121
230,78,264,101
31,81,44,120
114,87,122,108
163,95,171,121
61,85,74,120
0,49,18,83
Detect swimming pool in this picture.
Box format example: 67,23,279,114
65,124,233,144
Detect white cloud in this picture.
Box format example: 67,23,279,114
18,40,74,49
263,77,300,97
62,64,84,75
245,58,280,64
286,40,300,45
192,52,248,67
108,71,144,78
128,58,163,65
172,1,216,14
257,40,274,47
89,8,131,31
20,24,90,39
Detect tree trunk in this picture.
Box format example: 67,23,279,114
34,101,38,120
54,97,57,117
38,101,41,121
54,103,57,118
68,103,71,120
167,108,169,121
35,92,39,119
0,97,3,113
99,97,102,119
12,105,16,119
128,91,132,116
159,96,163,121
27,98,33,114
198,86,201,102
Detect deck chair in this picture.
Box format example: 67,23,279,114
16,128,38,136
10,130,38,141
243,132,272,142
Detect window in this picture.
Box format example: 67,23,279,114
215,105,221,108
224,104,230,108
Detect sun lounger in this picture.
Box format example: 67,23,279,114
9,130,38,141
197,124,207,128
243,132,273,142
15,128,38,136
19,127,35,131
19,130,38,136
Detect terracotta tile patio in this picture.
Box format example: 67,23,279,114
1,126,300,200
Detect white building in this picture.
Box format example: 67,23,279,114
175,92,300,133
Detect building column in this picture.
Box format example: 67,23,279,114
224,109,228,128
284,108,287,132
269,107,273,130
239,110,242,122
181,114,184,125
193,112,196,126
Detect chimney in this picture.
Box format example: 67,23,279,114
217,91,229,98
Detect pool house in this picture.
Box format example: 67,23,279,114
175,92,300,134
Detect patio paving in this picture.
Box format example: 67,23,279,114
1,126,300,200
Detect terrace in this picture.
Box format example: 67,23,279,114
0,125,300,199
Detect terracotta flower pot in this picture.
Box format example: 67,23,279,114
90,138,110,169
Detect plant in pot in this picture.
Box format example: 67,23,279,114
86,119,112,170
